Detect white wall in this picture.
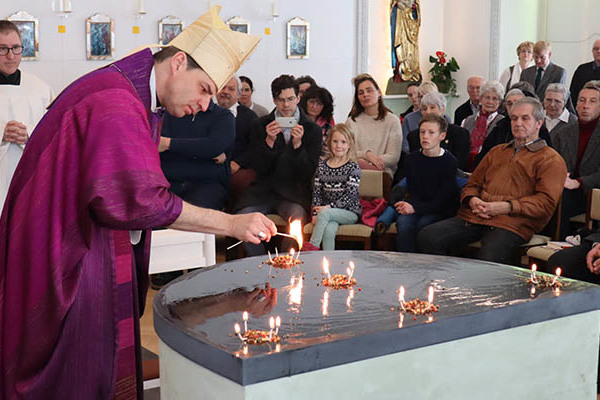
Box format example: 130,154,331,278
1,0,357,123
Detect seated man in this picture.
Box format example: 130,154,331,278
159,100,235,211
551,81,600,239
454,75,484,126
235,74,321,256
215,75,259,209
474,88,551,168
417,97,567,265
543,83,577,133
407,91,470,171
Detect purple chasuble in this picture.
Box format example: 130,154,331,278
0,49,182,399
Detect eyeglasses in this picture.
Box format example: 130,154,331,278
0,45,23,56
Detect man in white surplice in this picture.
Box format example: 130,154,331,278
0,20,53,213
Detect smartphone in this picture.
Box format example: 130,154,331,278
275,117,297,128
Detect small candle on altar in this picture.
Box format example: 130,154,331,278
530,263,538,283
274,316,281,335
268,250,273,262
242,311,249,332
290,248,295,261
398,312,404,328
269,316,275,339
234,323,245,342
347,261,355,281
427,286,434,311
398,286,406,310
322,291,329,316
551,267,562,286
322,257,331,279
275,247,279,257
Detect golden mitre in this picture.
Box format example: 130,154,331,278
169,5,260,91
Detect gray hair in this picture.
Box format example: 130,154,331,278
505,88,524,99
420,91,446,110
232,75,242,94
512,97,544,121
480,80,505,100
582,80,600,95
418,81,439,96
545,83,569,103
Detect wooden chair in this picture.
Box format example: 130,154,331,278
527,188,600,269
302,170,391,249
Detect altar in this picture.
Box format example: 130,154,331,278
153,251,600,399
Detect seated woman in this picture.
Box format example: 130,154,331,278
299,86,335,154
462,80,505,171
498,41,534,93
346,73,402,178
239,76,270,117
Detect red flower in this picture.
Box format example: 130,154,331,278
436,51,445,58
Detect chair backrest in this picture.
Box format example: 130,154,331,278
358,170,391,199
590,188,600,222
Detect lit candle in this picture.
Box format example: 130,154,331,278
234,323,245,342
322,291,329,316
274,316,281,335
551,267,562,286
269,316,275,340
268,250,273,262
289,219,303,257
275,247,279,258
242,311,249,332
322,257,331,279
398,286,406,311
530,263,538,283
347,261,355,281
427,286,434,312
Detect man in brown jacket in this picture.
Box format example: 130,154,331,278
417,97,567,265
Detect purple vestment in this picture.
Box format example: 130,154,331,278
0,49,182,399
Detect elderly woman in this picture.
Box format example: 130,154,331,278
499,41,534,92
299,86,335,147
239,76,270,117
406,91,470,171
346,73,402,178
462,80,505,171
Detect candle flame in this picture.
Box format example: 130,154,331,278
289,219,303,250
531,263,537,272
555,267,562,277
530,286,536,297
243,311,248,321
275,316,281,327
269,316,275,329
234,323,241,334
347,261,355,280
290,248,295,258
322,257,330,278
428,286,434,304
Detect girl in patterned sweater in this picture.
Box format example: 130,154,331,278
303,124,362,251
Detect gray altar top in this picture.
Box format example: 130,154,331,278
153,251,600,385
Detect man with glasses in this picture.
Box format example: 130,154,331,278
235,74,322,255
0,20,53,213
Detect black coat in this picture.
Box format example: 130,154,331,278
454,99,474,126
231,104,258,168
235,108,322,212
407,124,471,171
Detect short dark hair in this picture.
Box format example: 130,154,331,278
299,86,334,121
297,75,317,88
419,113,448,133
271,74,299,98
240,76,254,91
0,21,21,39
407,82,420,90
509,81,538,100
153,46,201,70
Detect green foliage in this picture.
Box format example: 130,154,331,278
428,51,460,96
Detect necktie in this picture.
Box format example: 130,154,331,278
534,68,543,90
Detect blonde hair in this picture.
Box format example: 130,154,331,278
533,40,551,54
326,123,357,162
516,41,534,56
